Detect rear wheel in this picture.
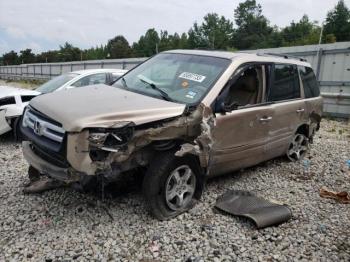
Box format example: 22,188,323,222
142,151,203,220
287,133,309,161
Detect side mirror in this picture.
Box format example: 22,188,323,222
218,101,239,113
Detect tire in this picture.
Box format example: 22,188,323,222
28,166,41,182
286,133,309,162
142,151,204,220
13,117,23,142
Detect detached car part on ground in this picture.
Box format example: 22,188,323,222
0,69,127,138
21,50,322,220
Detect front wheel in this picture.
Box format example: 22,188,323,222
287,133,309,161
142,151,204,220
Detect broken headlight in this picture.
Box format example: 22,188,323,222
88,122,134,153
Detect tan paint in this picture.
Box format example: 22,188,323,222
30,85,186,132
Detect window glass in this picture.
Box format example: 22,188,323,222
21,95,36,103
113,53,231,104
299,66,320,98
0,96,16,106
268,64,300,102
72,73,107,87
36,73,78,93
225,66,263,107
111,72,124,82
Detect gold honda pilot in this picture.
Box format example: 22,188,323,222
21,50,322,220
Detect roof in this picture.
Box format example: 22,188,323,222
163,49,311,67
71,68,128,75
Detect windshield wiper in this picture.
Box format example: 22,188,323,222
137,75,172,101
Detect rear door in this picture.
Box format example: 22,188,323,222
264,64,306,159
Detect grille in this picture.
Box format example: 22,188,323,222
31,143,69,168
22,107,65,143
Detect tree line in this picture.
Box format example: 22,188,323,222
1,0,350,65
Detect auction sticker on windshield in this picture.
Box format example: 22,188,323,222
179,72,206,83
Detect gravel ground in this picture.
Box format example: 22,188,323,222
0,119,349,262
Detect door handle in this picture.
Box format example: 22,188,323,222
296,108,305,113
259,116,272,122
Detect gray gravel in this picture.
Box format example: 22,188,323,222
0,119,349,261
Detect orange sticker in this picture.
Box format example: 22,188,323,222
181,81,189,88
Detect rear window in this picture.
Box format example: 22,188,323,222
268,64,300,102
0,96,16,107
299,66,320,98
21,95,36,103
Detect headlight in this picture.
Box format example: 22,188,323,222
88,122,134,152
22,107,30,127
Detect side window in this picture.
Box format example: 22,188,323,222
224,65,264,107
72,73,107,87
299,66,320,98
111,72,123,82
268,64,300,102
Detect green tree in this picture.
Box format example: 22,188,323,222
281,15,321,46
2,51,19,65
132,29,160,57
57,42,81,62
106,35,132,58
324,0,350,42
83,45,108,60
187,13,234,49
179,33,189,49
233,0,276,49
19,48,36,64
35,50,60,63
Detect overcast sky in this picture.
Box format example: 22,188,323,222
0,0,348,55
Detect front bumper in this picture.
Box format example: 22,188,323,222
22,141,81,183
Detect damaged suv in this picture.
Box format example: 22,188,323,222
21,50,322,220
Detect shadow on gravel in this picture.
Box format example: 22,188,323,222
0,131,16,144
206,156,287,186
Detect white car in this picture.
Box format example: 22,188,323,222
0,68,127,138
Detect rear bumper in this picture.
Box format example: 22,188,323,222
22,141,81,183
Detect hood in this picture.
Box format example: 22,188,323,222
30,84,186,132
0,86,40,98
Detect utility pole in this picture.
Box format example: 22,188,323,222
318,23,324,46
316,22,324,76
156,43,159,54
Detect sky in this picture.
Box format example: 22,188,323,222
0,0,348,55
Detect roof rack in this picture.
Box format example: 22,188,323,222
257,52,307,62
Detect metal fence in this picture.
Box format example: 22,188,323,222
257,42,350,118
0,58,147,80
1,42,349,117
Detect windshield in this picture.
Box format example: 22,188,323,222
113,53,231,104
36,73,78,93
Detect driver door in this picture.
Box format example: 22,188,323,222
209,64,273,176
